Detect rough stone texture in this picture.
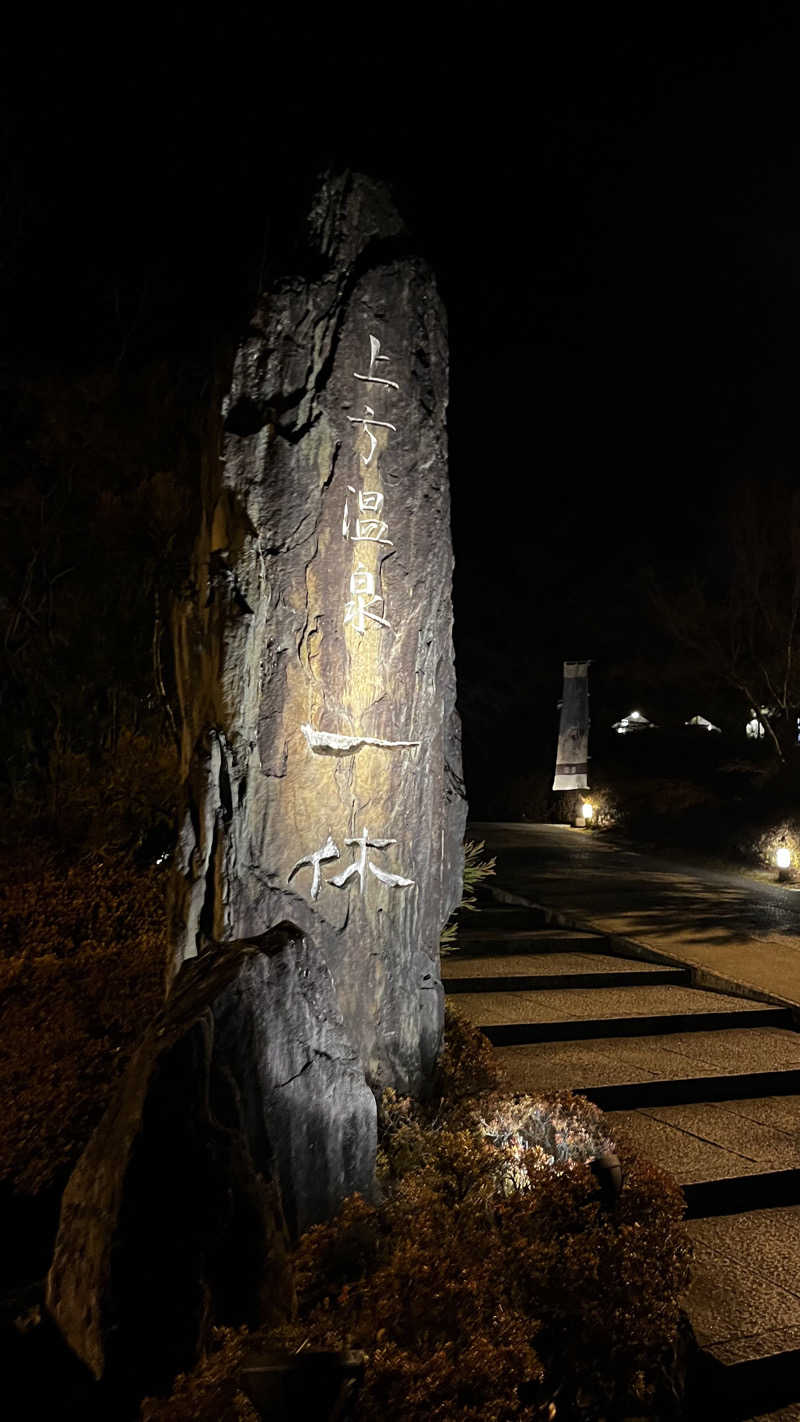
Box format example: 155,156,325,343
46,925,375,1391
211,927,378,1238
171,171,466,1096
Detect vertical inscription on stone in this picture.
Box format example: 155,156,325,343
291,333,418,901
172,174,466,1094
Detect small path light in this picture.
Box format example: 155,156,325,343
776,845,793,883
582,801,594,823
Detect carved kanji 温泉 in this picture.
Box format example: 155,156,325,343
342,486,392,546
344,562,391,635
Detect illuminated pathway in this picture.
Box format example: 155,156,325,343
470,822,800,1010
444,827,800,1421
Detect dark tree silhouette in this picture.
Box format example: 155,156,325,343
650,477,800,763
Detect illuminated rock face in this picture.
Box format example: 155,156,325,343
172,172,466,1098
48,928,371,1390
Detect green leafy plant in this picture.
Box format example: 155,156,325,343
439,839,497,953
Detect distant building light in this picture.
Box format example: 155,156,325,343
685,714,721,733
612,709,655,734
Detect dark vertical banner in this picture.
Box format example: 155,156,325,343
553,660,590,790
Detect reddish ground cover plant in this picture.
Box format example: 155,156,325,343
0,843,167,1194
144,1005,692,1422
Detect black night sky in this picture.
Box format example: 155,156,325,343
4,4,800,811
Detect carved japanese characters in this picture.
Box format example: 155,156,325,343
171,172,466,1097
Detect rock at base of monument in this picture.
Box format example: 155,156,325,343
211,926,378,1240
46,924,377,1403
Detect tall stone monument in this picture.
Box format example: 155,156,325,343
46,176,465,1393
172,170,466,1098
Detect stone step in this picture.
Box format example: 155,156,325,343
493,1025,800,1096
443,948,666,977
455,928,605,952
456,907,548,932
685,1170,800,1219
581,1069,800,1113
695,1346,800,1419
454,982,792,1045
443,950,689,994
686,1207,800,1417
605,1097,800,1191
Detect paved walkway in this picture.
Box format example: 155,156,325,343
470,822,800,1010
444,827,800,1418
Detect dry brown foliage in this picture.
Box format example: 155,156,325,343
0,842,166,1193
145,1007,692,1421
431,993,507,1102
140,1328,259,1422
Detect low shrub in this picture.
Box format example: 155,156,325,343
478,1092,615,1191
0,843,167,1194
140,1328,259,1422
430,994,506,1103
145,1006,692,1421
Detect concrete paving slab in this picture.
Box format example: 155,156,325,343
606,1104,800,1181
644,1101,800,1172
708,1322,800,1364
494,1038,668,1092
457,928,599,944
721,1096,800,1137
648,1028,800,1074
492,1028,800,1094
689,1208,800,1299
441,950,675,978
607,1109,772,1182
684,1239,800,1349
453,982,774,1027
